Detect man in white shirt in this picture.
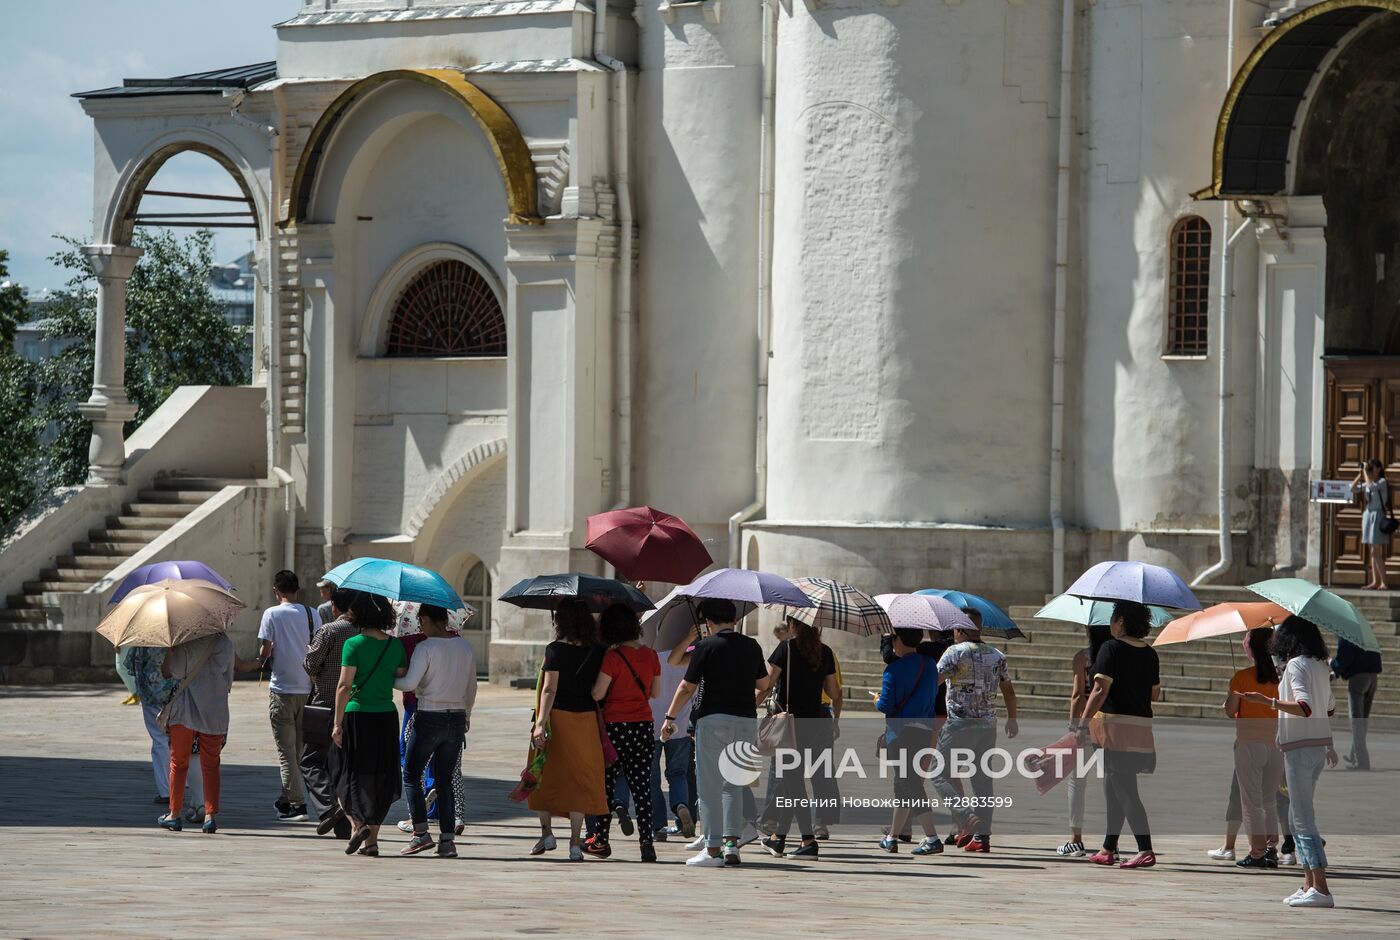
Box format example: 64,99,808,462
258,569,320,821
394,604,477,857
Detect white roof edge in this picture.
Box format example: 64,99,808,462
276,0,585,28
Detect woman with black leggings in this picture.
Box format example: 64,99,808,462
1077,600,1160,869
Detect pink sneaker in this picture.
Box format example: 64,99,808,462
1119,851,1156,869
1087,849,1119,865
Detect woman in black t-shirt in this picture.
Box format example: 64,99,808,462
757,618,840,859
527,600,607,861
1078,601,1161,869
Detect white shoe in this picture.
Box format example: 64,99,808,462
685,835,707,850
686,849,725,867
1278,852,1296,865
1282,889,1307,904
1288,888,1334,908
722,841,741,866
1206,847,1235,861
738,823,758,847
397,820,413,834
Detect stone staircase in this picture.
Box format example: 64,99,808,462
840,585,1400,722
0,478,233,629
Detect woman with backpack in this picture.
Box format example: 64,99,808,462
331,592,407,857
1353,457,1392,590
586,604,662,861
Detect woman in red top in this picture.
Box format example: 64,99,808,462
589,604,662,861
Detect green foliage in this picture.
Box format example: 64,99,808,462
0,250,42,523
6,230,252,521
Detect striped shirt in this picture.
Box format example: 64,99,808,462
303,618,359,705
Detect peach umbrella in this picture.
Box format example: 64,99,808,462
97,578,245,648
1152,601,1289,647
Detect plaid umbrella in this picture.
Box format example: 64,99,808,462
778,578,892,636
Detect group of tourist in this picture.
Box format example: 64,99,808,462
129,567,1378,912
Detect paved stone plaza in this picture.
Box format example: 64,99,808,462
1,682,1398,938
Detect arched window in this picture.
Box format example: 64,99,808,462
1166,216,1212,357
385,259,506,357
462,560,492,635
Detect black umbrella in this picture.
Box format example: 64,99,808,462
498,573,654,614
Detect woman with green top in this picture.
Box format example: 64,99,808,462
331,592,407,856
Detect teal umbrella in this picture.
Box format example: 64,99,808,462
1246,578,1382,653
1034,592,1173,628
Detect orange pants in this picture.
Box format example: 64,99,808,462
169,724,224,818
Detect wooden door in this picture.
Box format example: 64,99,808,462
1323,358,1400,584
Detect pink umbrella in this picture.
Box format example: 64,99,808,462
873,593,974,633
1152,601,1289,647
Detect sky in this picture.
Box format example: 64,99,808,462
0,0,292,292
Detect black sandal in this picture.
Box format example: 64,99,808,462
345,826,370,855
357,842,379,857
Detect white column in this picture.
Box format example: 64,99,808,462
76,244,143,484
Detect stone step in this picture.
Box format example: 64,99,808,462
134,489,216,504
54,555,122,571
36,569,99,584
4,593,45,610
121,502,196,518
74,541,150,554
154,477,253,491
0,609,47,626
104,515,172,531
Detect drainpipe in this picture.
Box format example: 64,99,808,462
1049,0,1077,593
1192,0,1245,587
729,0,778,569
594,0,635,512
271,466,296,573
1192,211,1254,586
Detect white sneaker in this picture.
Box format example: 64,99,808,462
1278,852,1296,865
686,849,725,868
1288,888,1334,908
1206,847,1235,861
396,820,413,834
723,841,741,866
1282,889,1307,904
738,823,758,847
1057,840,1087,857
685,835,707,850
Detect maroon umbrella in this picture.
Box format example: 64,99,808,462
585,506,713,584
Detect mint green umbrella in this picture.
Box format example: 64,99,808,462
1034,592,1173,628
1246,578,1382,653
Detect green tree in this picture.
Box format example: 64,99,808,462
0,250,42,523
34,229,251,491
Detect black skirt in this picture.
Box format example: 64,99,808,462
331,710,401,826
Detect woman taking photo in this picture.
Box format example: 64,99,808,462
1238,616,1339,908
1352,458,1391,590
1223,627,1283,869
1078,601,1159,869
331,592,407,857
588,604,662,861
528,600,607,861
758,616,839,860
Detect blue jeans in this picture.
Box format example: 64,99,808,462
404,710,466,837
1284,745,1328,869
401,702,440,818
652,735,693,832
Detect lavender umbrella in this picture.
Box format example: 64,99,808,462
875,593,974,633
109,560,234,605
1066,561,1201,611
641,568,812,650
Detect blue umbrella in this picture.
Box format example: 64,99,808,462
110,560,234,604
322,557,463,609
915,589,1024,639
1034,592,1174,629
1067,560,1201,611
498,573,654,613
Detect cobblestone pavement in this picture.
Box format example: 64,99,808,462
1,683,1398,938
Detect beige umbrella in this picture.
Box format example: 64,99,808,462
97,578,245,648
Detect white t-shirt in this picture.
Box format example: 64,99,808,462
1277,655,1335,751
393,636,478,713
257,602,319,695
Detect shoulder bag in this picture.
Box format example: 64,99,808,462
875,657,926,753
589,648,620,766
301,607,335,744
757,642,799,756
1381,480,1398,535
155,637,220,732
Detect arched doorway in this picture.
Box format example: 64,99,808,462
1204,2,1400,584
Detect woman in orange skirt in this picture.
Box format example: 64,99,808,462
528,600,608,860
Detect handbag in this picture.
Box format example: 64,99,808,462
304,703,333,746
155,638,220,732
757,641,798,756
875,657,926,753
1381,481,1398,534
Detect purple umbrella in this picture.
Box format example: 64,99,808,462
109,560,234,605
642,567,812,650
1067,560,1201,611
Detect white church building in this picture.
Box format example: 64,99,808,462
2,0,1396,680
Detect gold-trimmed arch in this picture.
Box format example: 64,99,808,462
1195,0,1400,199
284,68,541,226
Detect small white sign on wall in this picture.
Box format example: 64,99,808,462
1309,480,1355,504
